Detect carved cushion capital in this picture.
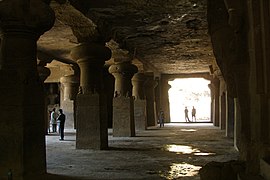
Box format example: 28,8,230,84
60,75,80,85
70,43,111,63
108,62,138,75
132,73,146,82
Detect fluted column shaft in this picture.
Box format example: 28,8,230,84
109,62,138,97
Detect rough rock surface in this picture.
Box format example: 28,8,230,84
38,0,215,74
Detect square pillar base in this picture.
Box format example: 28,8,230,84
113,97,135,137
134,99,147,131
61,99,75,129
76,93,108,150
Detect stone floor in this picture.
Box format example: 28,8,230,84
45,123,238,180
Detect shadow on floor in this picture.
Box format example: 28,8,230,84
108,146,150,151
26,173,85,180
45,174,84,180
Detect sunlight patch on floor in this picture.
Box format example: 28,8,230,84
180,129,197,132
160,163,201,179
165,145,200,154
164,144,216,156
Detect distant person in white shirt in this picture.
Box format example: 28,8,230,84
50,108,58,132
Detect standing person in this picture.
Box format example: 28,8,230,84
184,107,190,122
50,108,58,133
57,109,66,141
159,110,165,128
192,106,196,122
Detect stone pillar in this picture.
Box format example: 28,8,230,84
219,77,226,130
226,92,235,138
132,72,147,130
208,83,214,123
210,77,220,127
103,65,115,128
109,61,138,136
220,92,226,130
70,43,111,149
0,1,55,179
154,77,161,120
60,75,79,129
144,73,158,126
37,65,51,135
160,76,171,123
234,97,242,153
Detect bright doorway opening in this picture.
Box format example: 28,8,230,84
168,78,211,122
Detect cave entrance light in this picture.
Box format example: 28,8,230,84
168,78,211,123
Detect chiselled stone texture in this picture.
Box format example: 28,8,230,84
134,99,147,131
86,0,214,74
76,93,108,149
112,97,135,137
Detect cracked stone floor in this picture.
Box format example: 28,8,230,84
45,123,238,180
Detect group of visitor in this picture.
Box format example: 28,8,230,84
158,106,197,127
184,106,196,122
50,108,66,141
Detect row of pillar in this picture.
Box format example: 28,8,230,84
59,43,160,149
209,75,236,141
0,14,160,180
37,42,160,150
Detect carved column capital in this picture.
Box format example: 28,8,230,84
109,62,138,79
70,43,111,64
109,61,138,97
60,75,80,100
144,77,158,89
132,73,146,100
70,43,111,94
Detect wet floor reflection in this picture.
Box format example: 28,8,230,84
164,144,216,156
194,152,216,156
160,163,201,179
180,129,197,132
165,145,200,154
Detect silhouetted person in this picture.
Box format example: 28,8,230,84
184,107,190,122
57,109,66,140
192,106,196,122
159,110,165,128
50,108,57,133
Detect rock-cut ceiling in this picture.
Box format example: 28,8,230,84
38,0,216,75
